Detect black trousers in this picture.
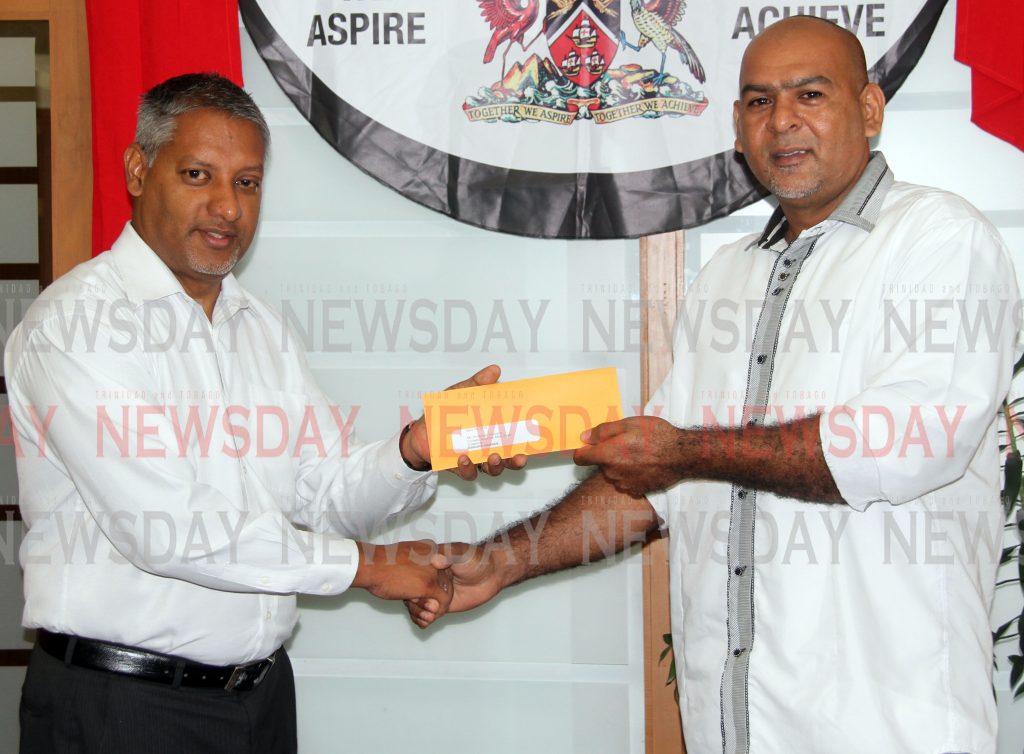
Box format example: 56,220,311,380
19,643,298,754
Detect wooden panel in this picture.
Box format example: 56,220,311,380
0,649,30,667
0,0,52,19
47,0,91,283
639,231,686,754
36,104,51,282
0,167,38,183
0,263,39,280
0,87,36,102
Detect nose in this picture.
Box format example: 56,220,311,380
209,180,241,222
768,97,799,133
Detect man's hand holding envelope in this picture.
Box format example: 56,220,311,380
418,367,624,473
399,364,531,481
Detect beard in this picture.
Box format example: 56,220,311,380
186,245,242,278
762,169,825,201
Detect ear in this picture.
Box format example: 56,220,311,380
732,100,744,154
124,144,148,198
860,82,885,139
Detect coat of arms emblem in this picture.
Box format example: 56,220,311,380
465,0,708,125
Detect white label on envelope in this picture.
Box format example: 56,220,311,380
451,419,541,452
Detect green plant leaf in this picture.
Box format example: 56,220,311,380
994,616,1019,642
1011,655,1024,690
1020,607,1024,658
1002,449,1022,517
660,632,677,691
1013,351,1024,376
1011,655,1024,689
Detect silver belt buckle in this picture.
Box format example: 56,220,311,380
224,653,275,691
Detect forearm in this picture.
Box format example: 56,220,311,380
297,433,437,536
678,414,843,504
495,472,660,587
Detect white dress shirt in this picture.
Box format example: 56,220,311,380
647,154,1019,754
4,224,437,665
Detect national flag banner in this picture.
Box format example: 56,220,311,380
86,0,244,256
240,0,947,239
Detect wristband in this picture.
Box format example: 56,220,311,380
399,421,432,472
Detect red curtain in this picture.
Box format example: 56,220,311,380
85,1,244,256
955,0,1024,152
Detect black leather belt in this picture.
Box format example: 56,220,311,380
36,629,277,692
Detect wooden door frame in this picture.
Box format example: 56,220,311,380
640,231,686,754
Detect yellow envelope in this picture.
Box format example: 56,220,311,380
422,368,623,470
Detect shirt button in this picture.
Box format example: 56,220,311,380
321,584,332,593
733,648,746,657
772,287,783,296
734,566,746,576
756,354,767,364
265,611,272,621
259,577,270,587
394,473,403,480
737,489,747,499
783,259,793,267
779,273,789,281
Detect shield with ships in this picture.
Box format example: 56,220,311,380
545,0,620,88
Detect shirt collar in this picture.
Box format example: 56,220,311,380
752,151,894,250
110,222,251,316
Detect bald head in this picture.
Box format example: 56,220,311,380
743,16,869,91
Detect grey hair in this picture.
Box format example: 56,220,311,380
134,72,270,165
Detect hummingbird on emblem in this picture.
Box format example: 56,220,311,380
476,0,543,77
620,0,706,84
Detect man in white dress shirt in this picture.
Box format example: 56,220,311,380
5,73,521,754
407,17,1020,754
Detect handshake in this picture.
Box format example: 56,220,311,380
351,539,507,630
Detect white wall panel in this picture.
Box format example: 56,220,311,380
0,667,24,754
0,39,34,87
0,396,17,505
0,522,26,649
0,104,36,168
296,676,630,754
0,188,38,265
0,281,37,378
